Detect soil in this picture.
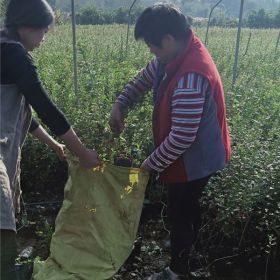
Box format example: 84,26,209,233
15,161,279,280
16,199,280,280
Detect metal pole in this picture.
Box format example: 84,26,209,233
244,32,252,56
126,0,138,55
275,31,280,53
232,0,245,86
205,0,223,45
0,0,8,27
71,0,79,104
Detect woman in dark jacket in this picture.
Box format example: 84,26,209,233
0,1,101,278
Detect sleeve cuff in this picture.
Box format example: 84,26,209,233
29,118,40,133
146,156,165,173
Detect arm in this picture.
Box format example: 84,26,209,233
109,58,158,134
4,43,71,136
31,125,100,168
142,73,209,172
30,124,65,161
5,43,101,168
59,127,100,168
29,118,40,133
31,124,101,168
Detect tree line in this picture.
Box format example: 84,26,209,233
0,1,279,28
73,5,280,29
75,5,143,25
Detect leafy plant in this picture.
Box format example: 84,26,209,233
21,26,280,270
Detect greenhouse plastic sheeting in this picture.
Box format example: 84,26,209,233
32,157,149,280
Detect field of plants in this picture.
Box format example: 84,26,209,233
19,25,280,279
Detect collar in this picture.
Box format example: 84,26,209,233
164,29,195,78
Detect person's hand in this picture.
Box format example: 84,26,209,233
53,143,66,161
109,103,125,134
78,149,102,169
140,158,153,173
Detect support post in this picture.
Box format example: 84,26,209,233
232,0,245,86
205,0,223,45
275,30,280,53
126,0,138,55
71,0,79,104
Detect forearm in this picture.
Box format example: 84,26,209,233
116,59,157,108
59,127,88,158
146,132,194,172
30,125,61,150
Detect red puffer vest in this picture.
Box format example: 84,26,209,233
153,30,231,183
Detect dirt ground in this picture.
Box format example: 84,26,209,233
16,200,279,280
15,167,279,280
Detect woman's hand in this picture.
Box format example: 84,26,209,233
78,148,102,169
52,143,66,161
140,158,153,173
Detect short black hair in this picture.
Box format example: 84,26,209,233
134,3,191,47
5,0,54,30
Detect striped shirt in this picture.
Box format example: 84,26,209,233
117,58,210,172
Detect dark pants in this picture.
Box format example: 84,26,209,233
167,175,211,275
0,230,18,280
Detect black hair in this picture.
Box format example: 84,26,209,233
134,3,191,47
5,0,54,31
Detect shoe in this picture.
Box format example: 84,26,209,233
189,268,211,279
145,267,188,280
188,251,211,279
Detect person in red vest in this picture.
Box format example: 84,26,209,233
109,3,231,280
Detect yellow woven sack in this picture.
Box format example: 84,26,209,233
33,157,149,280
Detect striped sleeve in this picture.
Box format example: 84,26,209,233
116,58,158,108
146,73,210,172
